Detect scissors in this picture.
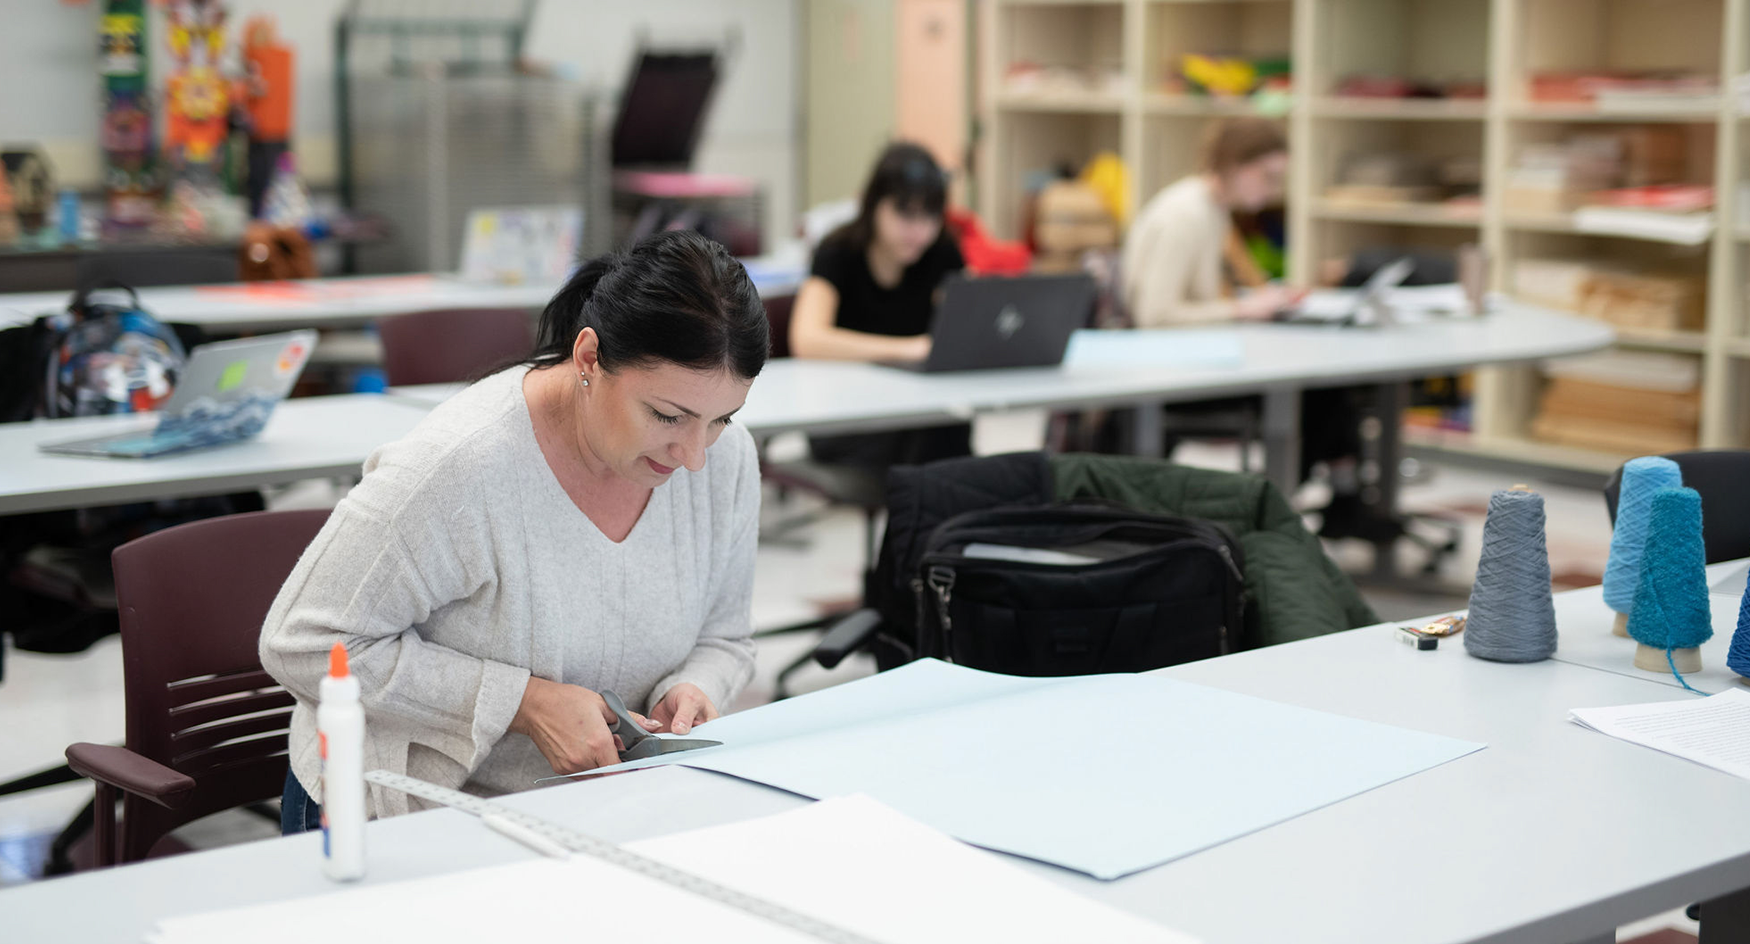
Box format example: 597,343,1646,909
601,689,722,762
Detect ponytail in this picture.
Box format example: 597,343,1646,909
530,256,617,367
524,230,768,379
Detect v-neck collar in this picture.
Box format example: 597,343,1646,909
512,366,661,548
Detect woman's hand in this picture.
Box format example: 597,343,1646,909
509,677,660,775
901,334,933,364
1234,284,1306,322
650,682,720,735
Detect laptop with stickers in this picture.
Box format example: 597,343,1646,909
40,330,318,458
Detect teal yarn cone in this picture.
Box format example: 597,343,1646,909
1626,487,1711,683
1603,456,1683,617
1465,488,1558,663
1728,578,1750,682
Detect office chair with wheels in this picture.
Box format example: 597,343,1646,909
750,293,890,696
376,307,536,386
1603,449,1750,564
64,508,329,867
754,293,886,557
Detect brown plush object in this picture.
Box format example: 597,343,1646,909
239,222,316,280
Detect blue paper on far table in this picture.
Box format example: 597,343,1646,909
553,661,1485,880
1064,329,1245,369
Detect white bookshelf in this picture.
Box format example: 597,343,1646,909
975,0,1750,472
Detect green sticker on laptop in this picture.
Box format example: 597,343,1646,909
217,361,248,391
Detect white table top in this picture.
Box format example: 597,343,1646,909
0,274,552,333
0,250,808,333
386,359,976,437
0,309,1614,516
0,395,429,514
1548,560,1750,696
6,589,1748,944
395,309,1616,432
920,308,1612,410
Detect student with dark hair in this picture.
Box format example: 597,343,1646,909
262,230,769,824
792,141,971,464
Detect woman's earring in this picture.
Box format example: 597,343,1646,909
579,372,589,387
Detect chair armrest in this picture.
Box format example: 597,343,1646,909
66,743,196,810
812,608,884,670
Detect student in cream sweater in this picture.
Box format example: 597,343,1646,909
1121,118,1301,325
262,231,770,823
1122,119,1369,527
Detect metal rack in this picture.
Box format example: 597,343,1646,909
334,0,610,273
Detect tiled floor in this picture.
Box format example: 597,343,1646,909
0,430,1699,936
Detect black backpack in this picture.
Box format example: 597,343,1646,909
906,502,1246,676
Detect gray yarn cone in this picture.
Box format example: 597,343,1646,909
1465,489,1558,662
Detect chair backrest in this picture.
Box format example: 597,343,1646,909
762,293,795,359
376,308,534,386
110,508,329,861
1602,449,1750,565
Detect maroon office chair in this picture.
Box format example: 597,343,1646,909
747,292,887,696
763,293,795,359
376,307,535,386
64,508,330,867
752,290,886,560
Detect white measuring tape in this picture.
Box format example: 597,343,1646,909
364,770,883,944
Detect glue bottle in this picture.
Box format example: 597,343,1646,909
318,641,366,881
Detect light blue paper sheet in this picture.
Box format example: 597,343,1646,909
1064,329,1245,370
553,660,1484,879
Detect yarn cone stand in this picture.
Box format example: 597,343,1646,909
1612,611,1629,638
1633,643,1702,674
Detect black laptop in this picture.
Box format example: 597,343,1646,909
883,273,1096,373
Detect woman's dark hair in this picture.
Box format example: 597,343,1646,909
528,229,769,380
831,141,950,254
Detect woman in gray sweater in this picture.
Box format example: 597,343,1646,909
262,230,769,824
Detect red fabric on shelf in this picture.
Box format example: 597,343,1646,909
945,207,1032,275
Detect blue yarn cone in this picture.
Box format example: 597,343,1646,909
1465,488,1558,663
1626,488,1712,671
1729,581,1750,681
1603,456,1683,616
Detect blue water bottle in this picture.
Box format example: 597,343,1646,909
57,189,81,244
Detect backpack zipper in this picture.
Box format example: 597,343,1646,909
1214,543,1243,584
1216,544,1243,653
909,577,929,656
926,566,957,661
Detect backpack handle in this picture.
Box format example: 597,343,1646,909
69,280,142,319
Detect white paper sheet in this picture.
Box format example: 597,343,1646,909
1292,283,1469,323
1570,688,1750,780
147,857,821,944
554,660,1485,879
628,796,1199,944
149,797,1195,944
1572,207,1714,246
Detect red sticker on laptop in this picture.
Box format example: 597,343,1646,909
277,342,308,375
